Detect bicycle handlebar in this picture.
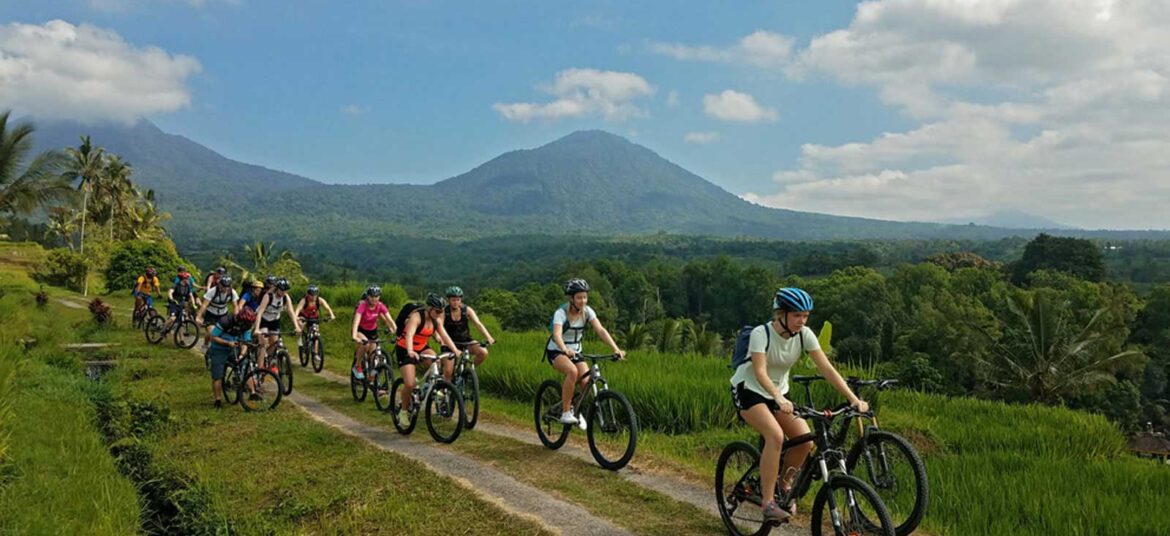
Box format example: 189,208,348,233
455,340,492,349
791,374,899,391
579,353,622,363
794,405,871,422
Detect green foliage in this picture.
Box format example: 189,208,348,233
318,283,407,312
0,111,72,219
925,251,1000,271
103,241,191,293
30,248,88,291
1012,233,1106,284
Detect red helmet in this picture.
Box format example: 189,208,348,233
145,266,156,277
236,307,257,324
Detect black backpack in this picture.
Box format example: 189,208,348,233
394,302,425,332
174,277,193,300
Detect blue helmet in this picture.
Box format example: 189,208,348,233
773,288,813,312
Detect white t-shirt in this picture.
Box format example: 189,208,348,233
545,305,597,352
730,323,820,399
202,287,239,316
262,293,286,321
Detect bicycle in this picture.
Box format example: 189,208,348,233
715,405,896,536
450,340,491,429
298,317,330,373
390,351,465,444
789,375,929,536
221,342,283,412
260,329,296,396
145,299,200,348
350,331,395,411
132,295,158,330
533,353,638,471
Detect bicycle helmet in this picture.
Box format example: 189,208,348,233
218,275,233,287
445,286,464,298
306,285,319,296
216,267,226,275
773,287,814,312
177,265,187,273
236,307,256,324
564,278,590,296
365,285,382,298
425,292,445,309
250,279,263,288
275,278,291,291
264,274,277,286
145,266,156,277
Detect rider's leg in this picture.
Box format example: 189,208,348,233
399,363,417,409
774,409,812,504
472,344,488,367
740,403,786,507
551,355,579,413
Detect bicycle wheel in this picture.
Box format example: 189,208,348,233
456,366,480,429
144,316,166,344
277,350,293,395
533,379,570,450
371,364,395,412
311,335,325,373
390,378,417,435
221,364,238,405
811,473,895,536
586,390,638,470
350,357,368,402
715,441,771,536
174,319,200,349
846,430,928,536
425,380,465,444
239,368,283,412
298,336,309,367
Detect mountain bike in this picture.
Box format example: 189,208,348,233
298,317,329,373
715,405,896,536
390,351,465,444
789,375,929,536
533,353,637,470
145,299,199,348
350,331,395,411
221,342,283,412
132,295,158,330
261,329,295,396
450,340,490,429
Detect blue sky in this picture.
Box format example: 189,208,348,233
3,1,1170,229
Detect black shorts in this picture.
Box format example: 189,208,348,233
357,327,379,341
731,382,780,413
544,348,584,366
395,345,435,368
259,318,280,333
168,301,185,317
203,311,225,326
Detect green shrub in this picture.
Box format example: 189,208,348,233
30,248,88,291
104,242,195,294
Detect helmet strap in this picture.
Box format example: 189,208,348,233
775,312,798,338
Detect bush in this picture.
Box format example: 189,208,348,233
30,248,88,292
104,242,195,294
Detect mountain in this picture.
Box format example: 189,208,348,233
940,210,1076,230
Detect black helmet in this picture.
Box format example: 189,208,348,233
425,292,445,309
307,285,319,295
564,278,590,296
275,278,291,291
264,274,276,286
366,285,382,297
216,267,226,275
445,286,464,298
218,275,233,287
177,265,186,273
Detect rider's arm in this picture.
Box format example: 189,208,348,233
809,347,867,411
552,322,571,355
167,287,175,302
351,308,363,340
403,315,420,354
750,352,784,402
293,297,305,318
466,307,494,343
321,298,336,320
284,298,301,332
380,309,397,334
589,315,624,357
195,289,211,319
253,293,270,333
209,324,233,346
433,316,459,352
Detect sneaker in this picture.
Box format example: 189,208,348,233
761,500,792,522
576,412,588,431
352,366,365,380
558,411,579,425
213,400,223,409
396,409,412,427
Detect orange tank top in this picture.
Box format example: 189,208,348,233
396,312,435,352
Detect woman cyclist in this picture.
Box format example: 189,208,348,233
546,278,625,428
350,286,397,380
295,284,336,324
439,286,496,367
395,293,460,425
196,275,238,350
730,287,868,522
252,278,301,369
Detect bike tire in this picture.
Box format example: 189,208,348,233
715,441,772,536
221,364,238,405
311,335,325,373
239,368,283,412
278,350,293,395
350,358,368,402
845,430,929,536
390,377,417,435
298,336,309,367
458,366,480,429
371,364,395,412
586,389,638,471
811,473,895,536
533,379,570,450
174,319,200,349
144,315,166,344
425,379,465,444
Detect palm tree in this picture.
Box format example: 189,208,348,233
981,291,1140,404
123,188,170,241
619,322,652,351
97,155,134,240
221,241,306,283
0,111,72,218
45,206,79,250
61,135,105,254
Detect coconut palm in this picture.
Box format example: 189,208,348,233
96,155,135,240
0,111,72,218
221,241,307,283
61,135,105,254
123,188,170,241
45,206,79,250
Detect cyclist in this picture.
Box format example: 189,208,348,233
350,285,397,380
196,275,238,348
545,278,625,428
730,287,869,522
131,266,162,315
395,292,460,425
207,307,256,408
295,284,336,324
161,267,197,332
252,277,301,370
439,286,495,366
204,266,226,292
238,279,265,315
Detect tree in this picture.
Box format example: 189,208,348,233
1011,233,1105,284
61,135,105,254
0,111,72,218
95,155,134,241
221,241,307,283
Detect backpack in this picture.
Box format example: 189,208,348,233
730,324,804,370
394,302,425,332
173,277,192,300
546,303,570,333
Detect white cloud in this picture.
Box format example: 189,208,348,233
702,90,777,123
0,20,201,123
340,104,369,116
684,131,719,144
493,68,655,123
651,30,794,68
663,0,1170,228
666,90,679,107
